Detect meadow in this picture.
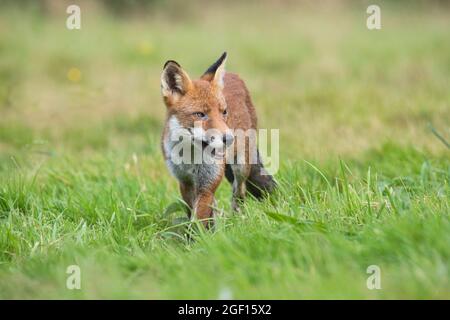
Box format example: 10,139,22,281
0,1,449,299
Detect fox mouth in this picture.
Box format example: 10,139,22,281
186,128,227,159
201,140,226,159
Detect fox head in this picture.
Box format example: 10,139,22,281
161,52,234,155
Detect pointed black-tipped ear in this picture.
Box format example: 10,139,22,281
161,60,192,104
201,52,227,89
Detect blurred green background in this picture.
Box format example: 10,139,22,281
1,0,449,161
0,0,449,299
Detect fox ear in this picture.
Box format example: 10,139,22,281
161,60,192,104
201,52,227,90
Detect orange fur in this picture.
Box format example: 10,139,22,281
160,53,275,227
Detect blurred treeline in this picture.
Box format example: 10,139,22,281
1,0,166,15
1,0,449,16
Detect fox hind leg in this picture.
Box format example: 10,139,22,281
230,164,251,212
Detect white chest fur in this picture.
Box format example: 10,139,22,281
163,116,222,188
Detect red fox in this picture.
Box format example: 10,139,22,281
161,52,276,227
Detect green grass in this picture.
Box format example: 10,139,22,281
0,1,449,299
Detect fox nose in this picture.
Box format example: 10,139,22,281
223,132,234,147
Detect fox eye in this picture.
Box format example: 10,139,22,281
193,112,207,119
222,109,228,116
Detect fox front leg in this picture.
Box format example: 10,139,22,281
179,181,195,218
193,191,216,228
